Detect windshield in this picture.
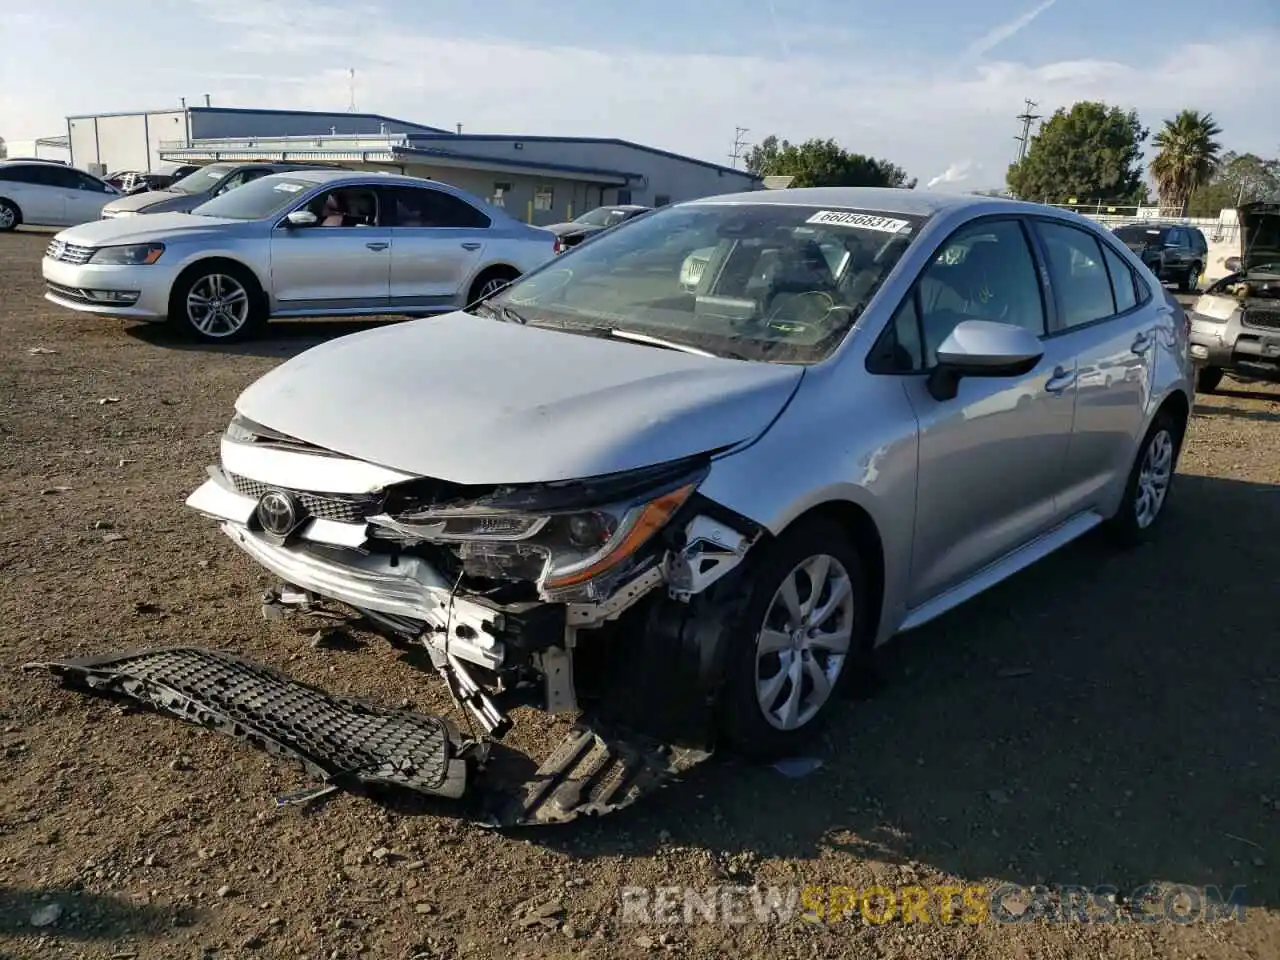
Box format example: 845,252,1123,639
574,206,636,228
489,202,923,363
169,163,237,195
190,176,314,220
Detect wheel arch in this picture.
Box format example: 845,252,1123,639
0,196,23,227
167,256,270,316
465,262,522,304
771,498,888,644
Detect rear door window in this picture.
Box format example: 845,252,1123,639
387,187,491,229
1034,220,1118,330
1100,242,1138,314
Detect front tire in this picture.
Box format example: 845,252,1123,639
717,518,873,759
1104,408,1184,546
1196,366,1223,394
168,264,266,343
0,199,21,232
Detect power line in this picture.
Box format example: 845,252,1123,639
729,126,750,168
1013,99,1041,165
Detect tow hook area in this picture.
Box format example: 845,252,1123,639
24,647,711,828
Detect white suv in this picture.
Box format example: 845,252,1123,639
0,160,122,231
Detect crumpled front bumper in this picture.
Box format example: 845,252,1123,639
186,474,504,670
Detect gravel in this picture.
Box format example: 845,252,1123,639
1,227,1277,958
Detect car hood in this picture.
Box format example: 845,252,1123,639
234,311,804,486
53,212,243,246
101,190,195,214
1239,201,1280,273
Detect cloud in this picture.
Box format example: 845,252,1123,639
964,0,1058,60
927,161,977,189
1,0,1277,195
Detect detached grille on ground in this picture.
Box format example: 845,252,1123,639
226,472,382,524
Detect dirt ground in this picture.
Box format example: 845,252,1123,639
1,226,1277,960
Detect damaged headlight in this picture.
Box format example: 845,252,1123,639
373,470,703,597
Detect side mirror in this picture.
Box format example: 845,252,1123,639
284,209,318,228
928,319,1044,402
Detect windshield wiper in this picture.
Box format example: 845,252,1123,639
608,328,717,357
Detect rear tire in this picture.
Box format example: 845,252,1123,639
1196,366,1223,394
1104,407,1185,547
1179,262,1201,293
0,199,21,232
717,518,874,760
168,263,266,343
466,267,520,307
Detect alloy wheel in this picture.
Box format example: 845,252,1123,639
476,276,510,299
0,205,15,230
754,553,855,731
1134,428,1174,529
186,273,251,338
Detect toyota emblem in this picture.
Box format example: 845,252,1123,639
256,490,302,537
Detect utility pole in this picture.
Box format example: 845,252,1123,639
1013,99,1040,165
729,126,750,169
347,69,357,112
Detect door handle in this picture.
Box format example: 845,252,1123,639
1045,366,1076,395
461,241,482,251
365,241,389,251
1131,331,1152,354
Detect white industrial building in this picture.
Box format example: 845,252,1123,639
64,105,760,225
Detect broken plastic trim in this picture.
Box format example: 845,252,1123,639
24,647,713,827
23,647,472,797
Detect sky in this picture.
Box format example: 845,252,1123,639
1,0,1278,192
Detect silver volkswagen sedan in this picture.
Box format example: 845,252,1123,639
41,170,559,342
186,187,1193,762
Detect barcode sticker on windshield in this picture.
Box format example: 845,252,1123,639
806,210,910,233
274,183,304,193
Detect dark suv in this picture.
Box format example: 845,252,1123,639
1112,222,1209,292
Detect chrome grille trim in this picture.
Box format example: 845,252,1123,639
226,472,383,524
45,239,95,265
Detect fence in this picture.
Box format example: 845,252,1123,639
1043,202,1240,245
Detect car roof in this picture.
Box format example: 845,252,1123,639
255,168,443,188
687,186,1023,218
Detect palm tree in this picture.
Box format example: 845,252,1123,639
1148,110,1223,215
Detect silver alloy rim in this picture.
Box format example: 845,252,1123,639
755,554,855,731
1135,428,1174,529
0,205,15,229
187,273,250,337
477,277,510,299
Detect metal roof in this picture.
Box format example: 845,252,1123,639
159,142,636,185
405,133,762,180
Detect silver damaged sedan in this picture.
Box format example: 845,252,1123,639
42,170,558,343
186,187,1194,760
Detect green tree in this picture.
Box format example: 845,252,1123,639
1148,110,1223,214
745,136,916,188
1006,101,1148,204
1187,151,1280,217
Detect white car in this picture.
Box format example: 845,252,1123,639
0,160,122,230
41,170,562,342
